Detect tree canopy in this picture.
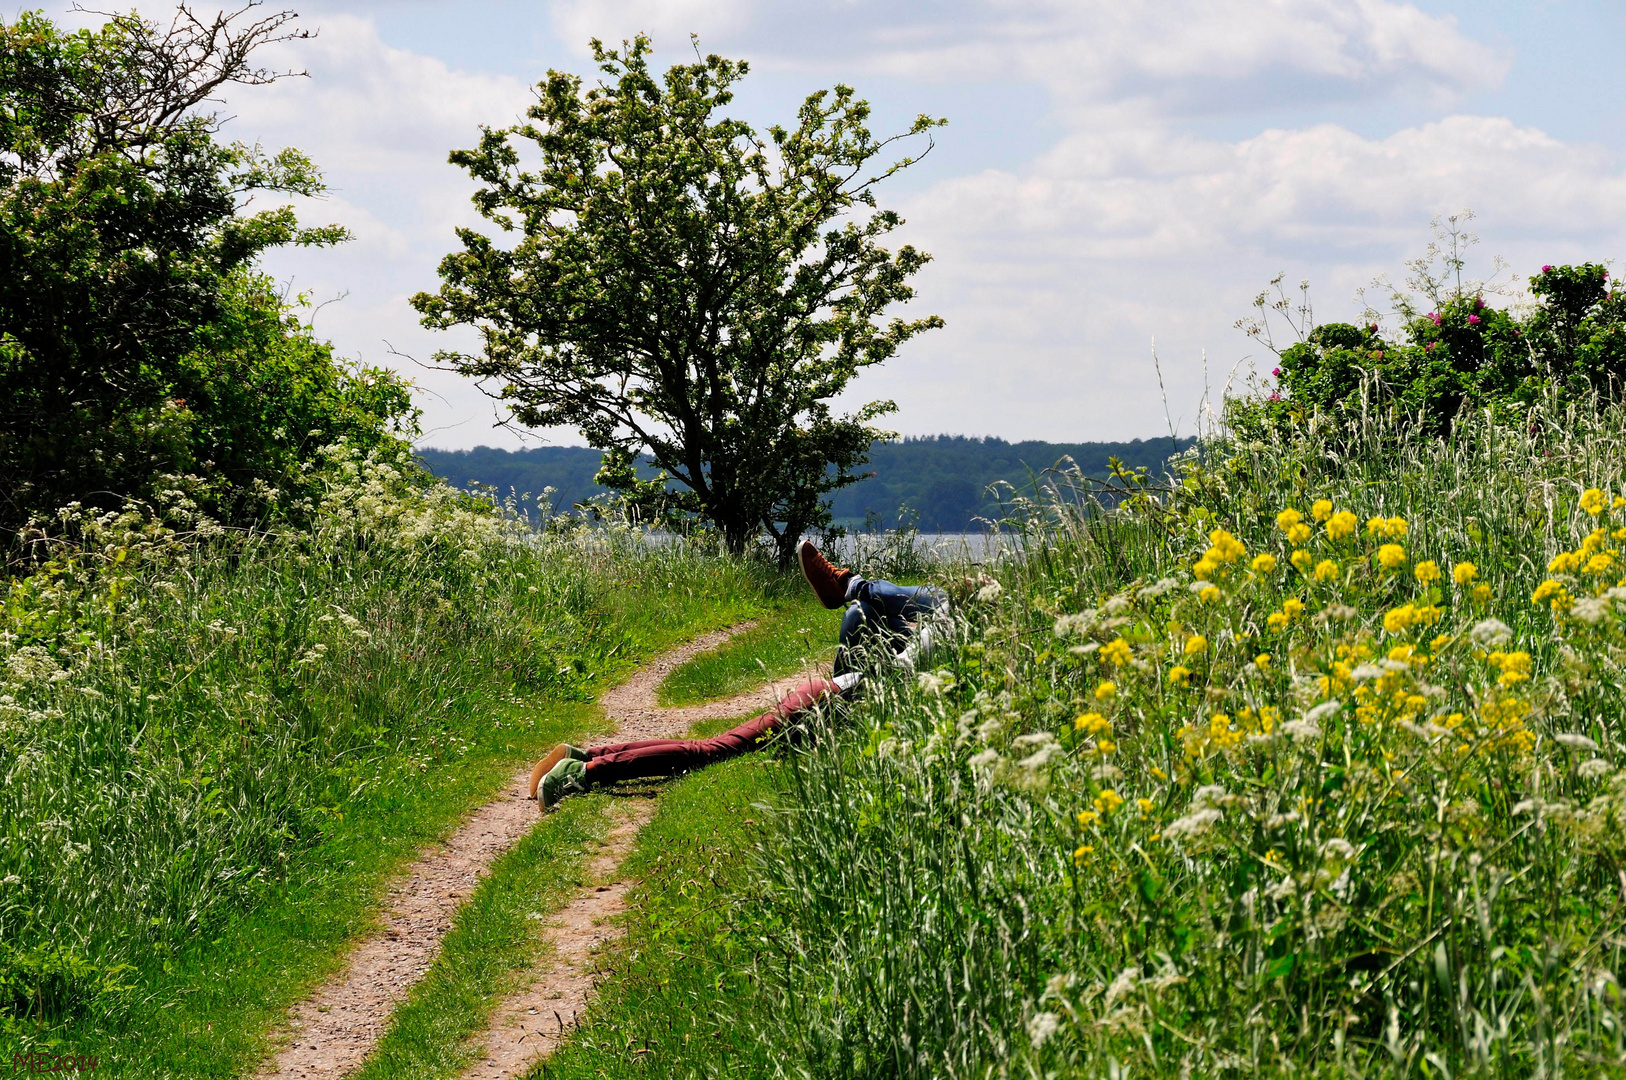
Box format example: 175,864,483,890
413,36,943,560
0,5,415,544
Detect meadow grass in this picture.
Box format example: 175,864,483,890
0,446,780,1074
742,397,1626,1077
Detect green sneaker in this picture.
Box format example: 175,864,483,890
540,757,589,810
529,743,589,799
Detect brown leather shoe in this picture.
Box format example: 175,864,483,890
798,540,853,609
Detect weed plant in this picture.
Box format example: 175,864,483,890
0,442,768,1059
756,393,1626,1077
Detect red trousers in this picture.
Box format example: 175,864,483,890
582,677,838,786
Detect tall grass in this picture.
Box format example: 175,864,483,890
0,443,769,1052
754,395,1626,1077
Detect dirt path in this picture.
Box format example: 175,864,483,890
257,622,797,1080
461,625,830,1078
457,798,654,1078
598,620,817,738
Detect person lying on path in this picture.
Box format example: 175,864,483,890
531,539,946,809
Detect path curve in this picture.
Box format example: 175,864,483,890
599,620,819,739
257,621,799,1080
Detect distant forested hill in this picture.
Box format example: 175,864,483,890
416,434,1195,531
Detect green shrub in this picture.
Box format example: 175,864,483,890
0,8,411,540
1231,222,1626,440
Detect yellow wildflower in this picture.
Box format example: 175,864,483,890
1193,557,1218,581
1074,712,1112,735
1167,665,1192,686
1452,561,1478,585
1251,553,1277,573
1377,543,1406,570
1487,650,1531,686
1266,611,1288,631
1199,585,1221,603
1531,579,1567,606
1282,598,1304,618
1073,845,1094,865
1326,511,1358,540
1382,603,1442,634
1585,552,1615,575
1254,653,1271,669
1185,635,1208,656
1312,559,1339,582
1276,508,1303,532
1312,499,1333,522
1100,637,1133,665
1097,738,1117,754
1076,810,1099,827
1414,560,1440,585
1135,798,1155,814
1094,681,1117,701
1580,488,1606,515
1290,549,1315,572
1207,530,1246,563
1548,551,1582,574
1149,767,1167,781
1472,583,1492,604
1286,522,1312,546
1094,789,1125,814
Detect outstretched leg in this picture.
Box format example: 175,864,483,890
537,677,839,807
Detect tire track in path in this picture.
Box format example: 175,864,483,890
257,621,815,1079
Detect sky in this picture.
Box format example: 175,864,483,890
37,1,1626,449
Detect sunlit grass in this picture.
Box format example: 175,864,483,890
0,446,779,1071
656,583,838,706
752,395,1626,1077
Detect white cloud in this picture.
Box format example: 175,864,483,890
555,0,1508,117
865,110,1626,441
216,15,560,448
866,0,1505,114
551,0,755,52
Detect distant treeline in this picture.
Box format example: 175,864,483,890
416,434,1196,532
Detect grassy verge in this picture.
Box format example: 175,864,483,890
533,756,781,1079
656,576,837,706
73,699,602,1080
0,455,779,1073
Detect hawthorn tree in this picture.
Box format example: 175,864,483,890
413,36,943,561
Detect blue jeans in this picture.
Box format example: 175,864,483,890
834,577,945,675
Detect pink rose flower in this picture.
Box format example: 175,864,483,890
1542,265,1553,273
1468,314,1481,326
